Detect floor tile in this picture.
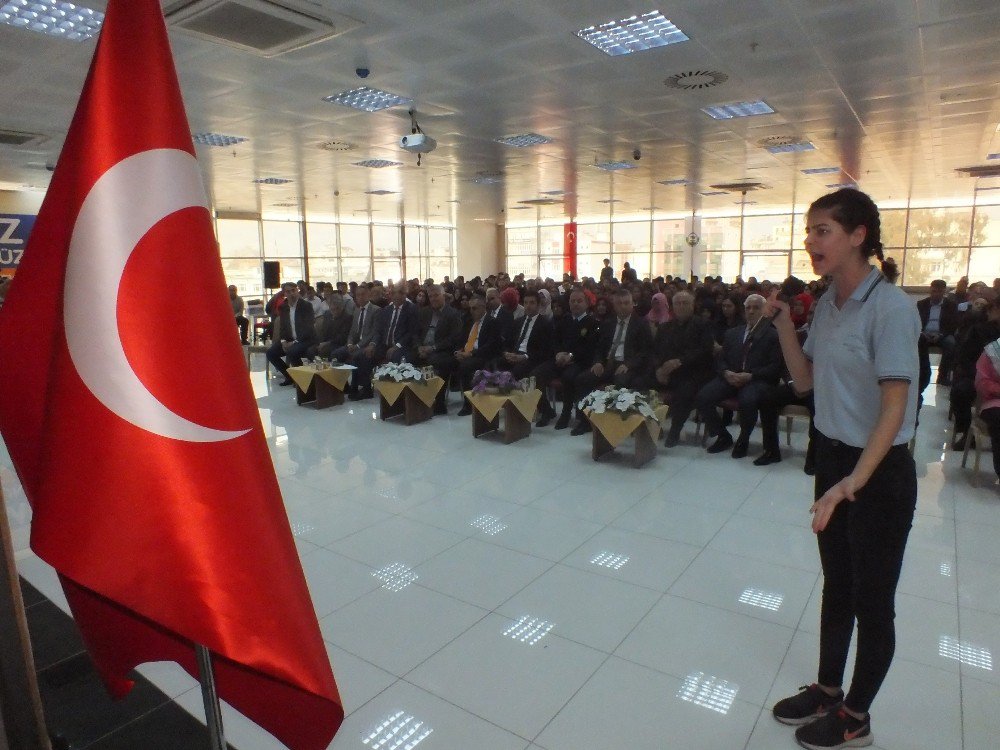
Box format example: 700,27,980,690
485,506,602,562
707,514,822,573
560,527,701,592
406,613,606,739
613,496,733,547
326,515,464,568
402,489,522,536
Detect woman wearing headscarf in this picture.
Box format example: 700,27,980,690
644,292,672,336
500,286,524,320
973,334,1000,482
537,288,554,320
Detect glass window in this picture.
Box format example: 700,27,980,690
791,251,819,280
906,207,972,248
374,259,402,283
576,223,611,256
539,256,564,280
216,219,261,258
372,225,401,258
742,214,793,251
968,246,999,283
539,226,564,257
428,255,454,282
612,221,651,279
305,222,338,257
339,224,370,257
972,204,1000,247
701,217,741,252
653,219,688,253
428,228,454,280
701,251,741,281
653,252,686,279
308,256,340,285
221,258,263,298
507,256,537,278
404,226,426,280
340,256,371,283
576,255,607,280
879,209,908,249
506,227,537,257
902,248,969,288
741,252,789,282
261,220,302,259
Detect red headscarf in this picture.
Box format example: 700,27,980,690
645,292,673,324
791,292,813,328
499,286,520,311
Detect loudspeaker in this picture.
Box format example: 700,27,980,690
263,261,280,289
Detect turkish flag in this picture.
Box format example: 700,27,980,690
0,2,342,749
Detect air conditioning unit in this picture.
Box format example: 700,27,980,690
164,0,361,58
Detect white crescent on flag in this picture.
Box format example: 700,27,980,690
63,148,250,442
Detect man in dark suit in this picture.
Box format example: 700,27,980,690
499,290,554,381
485,286,514,347
532,289,599,429
570,288,654,435
455,294,504,416
651,290,716,446
599,258,614,284
375,286,419,363
266,282,317,386
313,293,353,358
330,285,380,399
917,278,960,387
694,294,783,457
410,284,465,414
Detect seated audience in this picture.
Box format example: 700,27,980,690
330,285,379,399
918,279,959,387
571,288,653,435
951,294,1000,449
651,291,715,447
695,294,782,457
375,286,419,364
456,294,504,415
499,291,554,380
409,284,465,414
229,284,249,344
533,289,599,429
266,282,317,386
974,336,1000,483
313,293,353,358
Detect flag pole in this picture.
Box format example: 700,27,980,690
0,484,51,750
195,644,226,750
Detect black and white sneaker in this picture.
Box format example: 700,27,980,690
773,684,843,726
794,707,873,749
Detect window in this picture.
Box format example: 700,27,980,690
428,228,454,280
702,251,740,281
742,214,792,251
339,224,370,257
216,219,261,258
404,226,426,280
372,225,402,282
221,258,264,298
741,252,789,282
612,221,651,280
701,217,741,252
902,248,968,288
261,220,302,259
653,219,688,253
653,252,686,279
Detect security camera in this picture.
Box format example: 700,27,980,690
633,149,641,160
355,67,370,79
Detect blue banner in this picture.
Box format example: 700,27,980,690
0,214,35,274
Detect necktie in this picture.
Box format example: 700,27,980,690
388,306,400,345
357,306,366,341
608,319,626,364
517,316,533,349
742,328,753,370
464,320,480,353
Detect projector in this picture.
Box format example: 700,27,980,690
400,133,436,153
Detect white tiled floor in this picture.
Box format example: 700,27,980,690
4,360,999,750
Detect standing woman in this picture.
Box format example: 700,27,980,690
766,188,920,750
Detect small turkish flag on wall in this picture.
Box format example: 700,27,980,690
0,2,342,749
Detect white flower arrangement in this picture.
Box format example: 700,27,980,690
578,386,656,420
373,362,425,383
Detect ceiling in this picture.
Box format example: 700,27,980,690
1,0,999,225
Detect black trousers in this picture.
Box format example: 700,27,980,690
573,362,648,405
758,384,816,458
235,315,249,343
694,377,772,439
532,360,586,415
948,377,976,434
661,375,704,437
408,349,455,407
266,339,311,376
814,433,916,713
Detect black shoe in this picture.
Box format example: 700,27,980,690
803,458,816,476
951,433,967,451
706,432,733,453
537,413,552,427
731,435,749,459
457,405,472,417
772,684,844,726
554,413,571,430
433,402,448,416
663,431,680,448
279,378,293,387
794,707,872,749
753,450,782,466
348,389,372,401
570,420,592,436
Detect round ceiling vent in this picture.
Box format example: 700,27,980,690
664,70,728,90
758,135,800,148
319,141,355,151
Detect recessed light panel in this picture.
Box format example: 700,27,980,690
594,160,637,171
354,159,402,169
576,10,688,57
700,190,728,196
766,141,815,154
253,177,292,185
495,133,553,148
0,0,103,40
597,198,622,203
365,189,397,195
826,182,858,189
701,100,775,120
801,167,840,175
658,178,690,185
323,86,412,112
193,132,248,147
988,153,1000,160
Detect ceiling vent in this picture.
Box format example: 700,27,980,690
956,164,1000,178
318,141,355,152
708,181,769,192
664,70,728,90
0,129,46,147
164,0,361,57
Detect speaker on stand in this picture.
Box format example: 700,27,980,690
263,260,280,290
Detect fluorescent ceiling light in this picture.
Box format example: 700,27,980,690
766,141,815,154
988,153,1000,160
541,189,566,195
597,198,622,203
700,190,728,196
0,0,103,40
354,159,402,169
826,182,858,189
658,178,690,185
193,132,248,147
801,167,840,175
364,189,397,195
495,133,552,147
323,85,412,112
701,100,775,120
594,160,637,171
576,10,688,57
253,177,292,185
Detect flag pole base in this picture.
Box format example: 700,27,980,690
196,644,226,750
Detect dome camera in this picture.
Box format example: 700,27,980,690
355,67,370,79
633,148,641,160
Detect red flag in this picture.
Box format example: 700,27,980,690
0,2,342,748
